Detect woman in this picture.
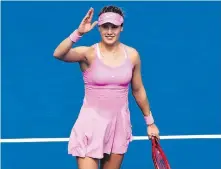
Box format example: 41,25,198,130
53,5,160,169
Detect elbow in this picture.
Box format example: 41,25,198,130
53,49,63,59
132,85,143,95
53,49,60,58
133,90,144,105
132,89,140,99
132,85,146,101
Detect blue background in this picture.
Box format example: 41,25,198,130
2,1,221,169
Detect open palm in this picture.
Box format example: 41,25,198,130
78,7,98,35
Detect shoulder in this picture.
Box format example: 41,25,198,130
122,43,141,66
82,43,98,62
77,44,96,55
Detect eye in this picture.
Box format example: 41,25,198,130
101,23,119,29
101,24,109,29
112,25,119,29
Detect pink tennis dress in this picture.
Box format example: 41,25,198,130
68,43,133,159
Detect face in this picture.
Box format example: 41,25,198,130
99,23,123,45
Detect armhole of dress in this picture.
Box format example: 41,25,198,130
96,43,102,59
122,44,135,69
122,44,128,59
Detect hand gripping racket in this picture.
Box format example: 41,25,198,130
151,136,171,169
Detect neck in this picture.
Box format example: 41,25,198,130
100,41,120,52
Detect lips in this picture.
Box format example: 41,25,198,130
105,36,114,40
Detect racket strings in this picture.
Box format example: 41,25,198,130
151,137,171,169
155,149,167,169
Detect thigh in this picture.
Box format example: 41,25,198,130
100,153,124,169
76,156,99,169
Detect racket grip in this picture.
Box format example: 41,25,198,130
144,112,154,125
69,29,82,43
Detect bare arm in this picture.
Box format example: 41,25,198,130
53,35,89,62
53,7,97,62
131,49,151,117
130,49,159,137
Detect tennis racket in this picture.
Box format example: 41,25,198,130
151,136,171,169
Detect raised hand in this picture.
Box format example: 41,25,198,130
77,7,98,35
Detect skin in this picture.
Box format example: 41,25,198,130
53,7,160,169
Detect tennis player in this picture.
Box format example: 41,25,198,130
53,5,160,169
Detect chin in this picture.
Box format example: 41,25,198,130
103,38,118,46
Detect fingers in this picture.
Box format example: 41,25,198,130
148,133,160,140
148,135,153,140
91,21,98,29
87,8,94,22
82,7,94,23
155,134,160,140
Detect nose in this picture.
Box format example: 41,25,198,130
107,27,113,34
